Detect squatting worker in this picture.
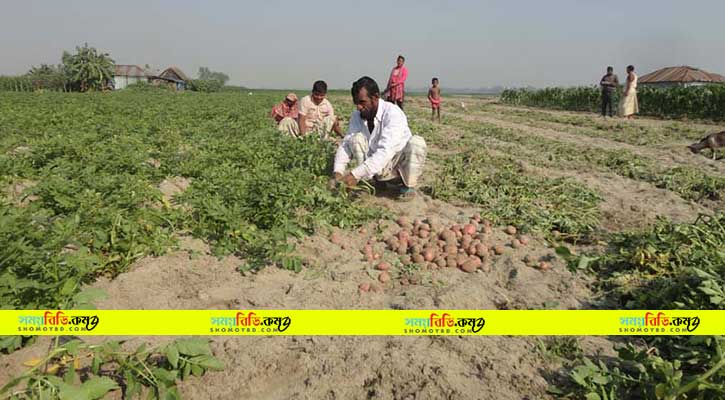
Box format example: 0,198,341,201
299,80,342,139
599,66,619,118
270,93,300,136
332,76,427,199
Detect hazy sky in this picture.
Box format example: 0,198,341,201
1,0,724,89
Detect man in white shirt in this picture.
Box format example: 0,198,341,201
332,76,427,198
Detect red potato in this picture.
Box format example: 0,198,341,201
378,271,391,283
476,244,488,257
460,256,482,273
462,224,477,235
493,245,505,255
423,249,436,262
376,262,391,271
358,283,371,292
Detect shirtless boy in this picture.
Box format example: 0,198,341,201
428,78,441,122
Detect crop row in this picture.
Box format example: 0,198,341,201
501,85,725,121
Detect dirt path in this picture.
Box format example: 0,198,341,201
441,105,724,176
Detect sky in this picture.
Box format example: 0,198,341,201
1,0,724,90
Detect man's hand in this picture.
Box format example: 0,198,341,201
341,172,358,188
328,172,342,190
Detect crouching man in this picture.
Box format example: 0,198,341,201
332,76,427,199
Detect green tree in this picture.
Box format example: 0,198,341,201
26,63,67,91
62,44,115,92
197,67,229,85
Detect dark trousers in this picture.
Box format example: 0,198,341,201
601,91,614,117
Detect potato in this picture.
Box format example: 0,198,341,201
400,255,412,265
476,244,488,257
362,245,373,255
419,230,430,239
376,262,391,271
518,235,530,245
456,254,468,267
511,239,522,249
462,224,477,235
444,244,458,255
493,245,505,255
373,253,380,260
461,234,472,247
483,226,493,235
440,230,456,241
460,256,482,273
426,262,437,270
378,271,391,283
423,248,436,262
411,244,423,255
396,216,410,227
397,230,410,241
397,240,408,255
466,245,477,256
435,257,447,268
473,213,482,222
538,261,552,271
420,223,431,231
451,224,462,233
505,226,517,235
358,283,371,292
359,228,367,234
446,256,457,268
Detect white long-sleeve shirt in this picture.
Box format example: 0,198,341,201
333,99,412,180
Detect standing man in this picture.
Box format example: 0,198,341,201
299,80,341,139
270,93,300,136
332,76,427,199
599,66,619,118
619,65,639,120
383,55,408,110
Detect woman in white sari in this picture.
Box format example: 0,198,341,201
619,65,639,119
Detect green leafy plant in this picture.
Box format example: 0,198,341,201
1,338,223,400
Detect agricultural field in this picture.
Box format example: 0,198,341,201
0,88,723,399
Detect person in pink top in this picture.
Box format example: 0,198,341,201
383,55,408,110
